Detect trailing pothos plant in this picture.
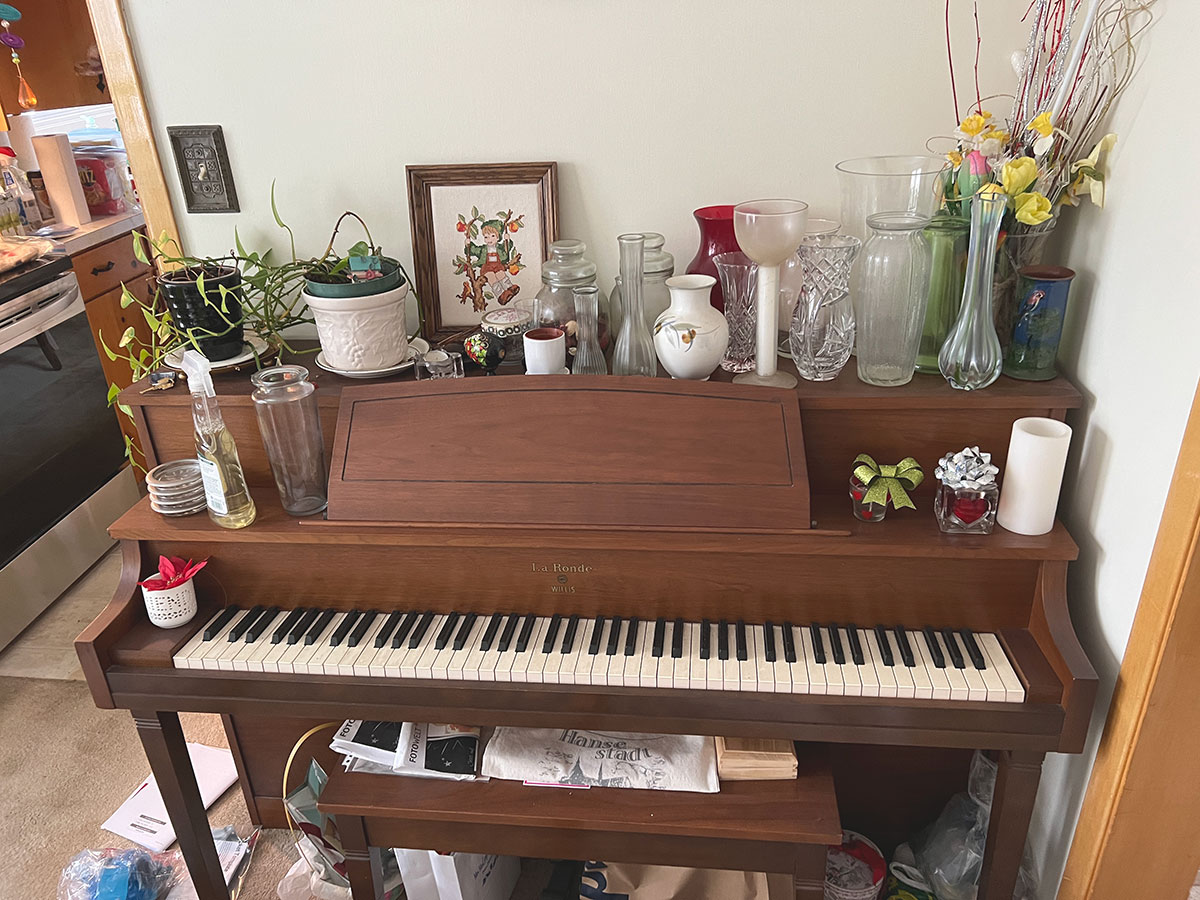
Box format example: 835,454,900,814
101,183,414,468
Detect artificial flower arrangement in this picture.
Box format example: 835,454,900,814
137,555,209,591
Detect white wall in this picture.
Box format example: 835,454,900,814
122,2,1196,897
1027,2,1200,894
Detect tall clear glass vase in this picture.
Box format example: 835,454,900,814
612,234,656,376
938,190,1008,391
789,233,860,381
915,214,969,374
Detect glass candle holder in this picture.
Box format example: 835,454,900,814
849,476,887,523
934,482,999,534
414,349,465,379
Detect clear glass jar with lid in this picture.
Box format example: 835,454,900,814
532,239,610,350
610,232,674,335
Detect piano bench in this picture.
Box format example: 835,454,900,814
318,744,841,900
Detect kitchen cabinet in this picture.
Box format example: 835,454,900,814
0,0,111,115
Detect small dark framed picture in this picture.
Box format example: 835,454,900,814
166,125,239,213
407,162,558,342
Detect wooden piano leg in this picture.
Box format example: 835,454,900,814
131,710,229,900
793,844,827,899
338,813,377,900
977,749,1044,900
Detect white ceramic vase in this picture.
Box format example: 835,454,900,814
304,282,410,371
142,578,198,629
653,274,729,380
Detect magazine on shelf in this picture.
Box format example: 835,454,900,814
393,723,481,781
329,720,401,767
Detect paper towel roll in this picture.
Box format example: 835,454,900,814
7,113,38,170
997,417,1072,536
31,133,91,227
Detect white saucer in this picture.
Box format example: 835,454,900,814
165,335,272,372
315,338,430,378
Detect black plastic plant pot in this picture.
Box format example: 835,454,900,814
158,265,245,361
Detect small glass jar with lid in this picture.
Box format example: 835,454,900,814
532,240,610,352
610,232,674,336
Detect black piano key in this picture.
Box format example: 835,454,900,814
497,614,520,652
271,608,306,645
922,626,946,668
348,610,378,647
671,618,685,659
588,616,606,655
782,622,797,663
289,608,320,645
960,629,987,670
874,625,895,666
452,613,478,651
699,619,711,660
941,628,966,668
735,620,748,662
374,611,404,648
624,617,640,657
391,611,420,649
434,612,460,650
515,614,536,652
606,616,623,655
560,615,580,654
204,606,240,640
246,608,280,643
846,626,865,666
810,623,826,664
541,614,563,653
480,613,504,652
228,605,264,642
894,626,916,667
828,625,846,665
652,618,666,658
407,611,435,649
330,610,360,647
763,622,777,663
305,609,335,645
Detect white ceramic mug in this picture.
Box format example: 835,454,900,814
523,327,566,374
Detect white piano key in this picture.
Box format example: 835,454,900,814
526,619,552,684
687,623,708,690
767,625,791,694
859,628,892,698
640,626,662,688
583,619,609,685
173,611,223,668
934,631,970,700
702,623,724,690
244,611,289,672
656,622,676,689
832,628,861,697
560,619,592,686
353,618,395,677
904,630,935,700
334,618,386,676
752,628,774,693
915,630,951,700
229,613,279,672
720,624,741,692
884,631,916,699
736,627,757,693
207,611,262,669
965,633,1008,701
260,628,298,673
606,620,631,687
510,618,547,684
541,620,570,685
446,616,482,680
461,616,493,682
303,614,350,674
952,632,989,701
412,615,447,679
275,631,314,674
788,625,810,695
819,629,844,696
800,628,828,695
623,620,648,687
978,633,1025,702
671,621,693,689
854,628,880,698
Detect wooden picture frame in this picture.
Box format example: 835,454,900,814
407,162,558,343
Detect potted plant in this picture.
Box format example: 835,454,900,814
138,555,207,628
303,212,405,299
156,261,245,362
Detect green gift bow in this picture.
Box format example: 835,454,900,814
852,454,925,510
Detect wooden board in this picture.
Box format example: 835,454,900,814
327,377,811,531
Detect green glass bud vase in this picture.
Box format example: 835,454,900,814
916,214,970,374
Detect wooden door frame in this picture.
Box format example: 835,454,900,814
86,0,181,251
1059,378,1200,899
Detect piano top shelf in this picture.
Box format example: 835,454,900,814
109,492,1078,561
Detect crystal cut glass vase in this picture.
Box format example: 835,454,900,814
789,233,860,381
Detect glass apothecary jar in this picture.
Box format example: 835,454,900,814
533,240,610,351
610,232,674,337
250,366,327,516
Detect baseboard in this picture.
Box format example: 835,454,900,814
0,466,138,651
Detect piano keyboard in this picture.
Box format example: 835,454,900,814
173,607,1026,702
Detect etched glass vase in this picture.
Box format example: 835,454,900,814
612,234,656,377
938,190,1007,391
789,233,860,381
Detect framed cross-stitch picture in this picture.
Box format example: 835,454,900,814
407,162,558,343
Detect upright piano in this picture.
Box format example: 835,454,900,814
77,364,1096,900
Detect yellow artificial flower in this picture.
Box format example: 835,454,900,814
978,183,1006,199
958,112,992,138
1068,133,1118,207
1001,157,1039,196
1027,112,1053,137
981,129,1010,144
946,150,964,167
1014,191,1053,225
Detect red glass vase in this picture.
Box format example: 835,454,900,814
686,205,740,311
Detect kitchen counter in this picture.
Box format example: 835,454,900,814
55,209,145,255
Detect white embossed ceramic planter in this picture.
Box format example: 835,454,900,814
653,274,729,380
304,281,410,371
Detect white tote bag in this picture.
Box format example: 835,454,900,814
393,848,519,900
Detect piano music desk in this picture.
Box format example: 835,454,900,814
75,363,1096,900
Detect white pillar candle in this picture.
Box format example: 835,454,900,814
997,417,1073,536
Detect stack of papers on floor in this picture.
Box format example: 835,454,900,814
714,737,798,781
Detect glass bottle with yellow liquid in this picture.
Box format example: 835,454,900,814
180,350,256,528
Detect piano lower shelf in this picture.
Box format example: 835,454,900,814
317,744,841,878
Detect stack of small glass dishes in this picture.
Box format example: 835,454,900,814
146,459,207,517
